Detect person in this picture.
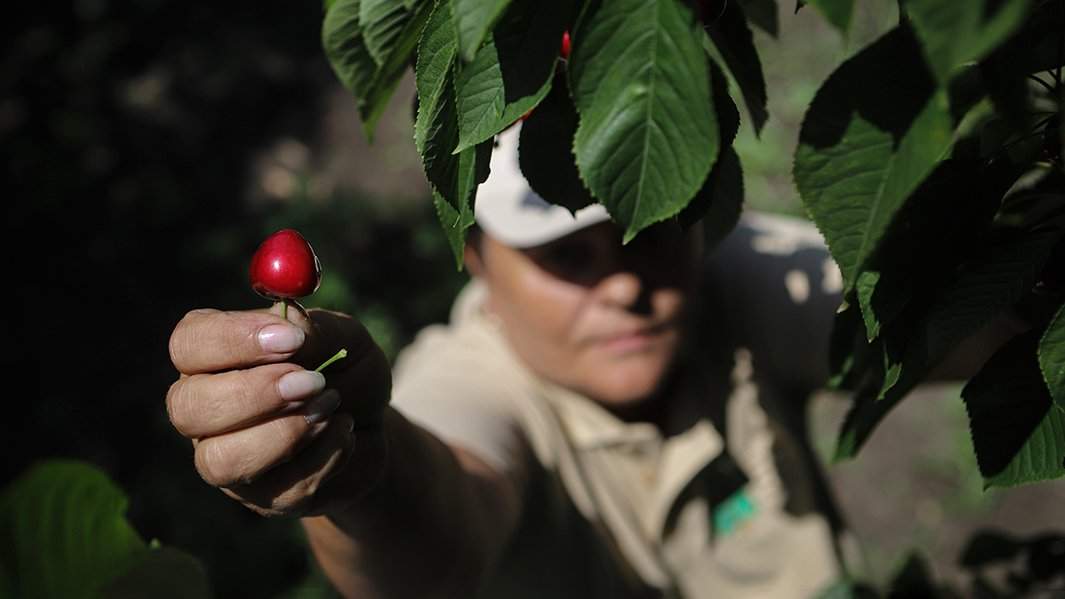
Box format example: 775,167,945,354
165,128,1025,598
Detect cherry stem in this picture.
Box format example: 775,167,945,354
281,300,289,321
315,348,348,373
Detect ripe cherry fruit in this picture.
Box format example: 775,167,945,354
250,229,322,302
250,228,346,373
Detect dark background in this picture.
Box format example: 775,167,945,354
4,1,1064,597
3,2,464,596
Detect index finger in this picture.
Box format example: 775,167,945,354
169,309,307,375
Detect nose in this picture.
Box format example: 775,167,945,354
594,270,649,313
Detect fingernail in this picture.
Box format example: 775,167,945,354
259,324,304,353
307,420,330,437
304,389,341,425
277,370,326,401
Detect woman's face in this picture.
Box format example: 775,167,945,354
468,220,703,410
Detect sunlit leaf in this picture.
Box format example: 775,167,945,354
324,0,432,137
453,0,565,152
323,0,378,105
415,1,491,211
569,0,717,242
360,0,415,66
451,0,511,61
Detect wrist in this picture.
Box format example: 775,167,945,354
312,420,390,526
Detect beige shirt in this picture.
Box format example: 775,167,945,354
392,213,859,598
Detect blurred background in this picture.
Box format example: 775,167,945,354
3,1,1063,597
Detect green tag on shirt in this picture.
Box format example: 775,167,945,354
712,490,757,537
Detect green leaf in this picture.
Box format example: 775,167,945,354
453,39,510,151
421,81,492,212
691,147,745,251
433,189,475,269
451,0,511,61
569,0,717,242
963,332,1065,488
855,270,885,342
794,24,953,293
1017,1,1065,74
360,0,415,66
979,1,1065,130
416,2,489,205
323,0,378,103
827,299,869,391
830,156,1017,395
518,75,595,213
704,2,768,135
904,0,1033,84
805,0,855,33
835,230,1061,459
452,0,563,153
905,230,1059,382
849,158,1013,346
100,548,211,599
323,0,431,138
415,3,492,261
414,0,458,153
0,460,148,599
708,58,741,147
1039,302,1065,410
834,380,888,461
738,0,779,37
679,58,743,239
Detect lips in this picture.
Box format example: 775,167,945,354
592,321,674,353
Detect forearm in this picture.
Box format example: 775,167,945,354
301,407,517,599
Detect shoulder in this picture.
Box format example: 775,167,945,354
390,281,538,474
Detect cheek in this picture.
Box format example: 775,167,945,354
493,271,587,364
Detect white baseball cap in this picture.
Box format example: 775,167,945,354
474,125,611,248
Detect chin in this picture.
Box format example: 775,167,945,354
585,360,670,406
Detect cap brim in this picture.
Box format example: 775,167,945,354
474,125,611,248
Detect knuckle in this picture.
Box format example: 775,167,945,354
170,309,217,372
165,378,191,435
168,319,192,371
194,440,230,487
230,369,262,416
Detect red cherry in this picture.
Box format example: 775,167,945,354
249,229,322,300
560,31,571,60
